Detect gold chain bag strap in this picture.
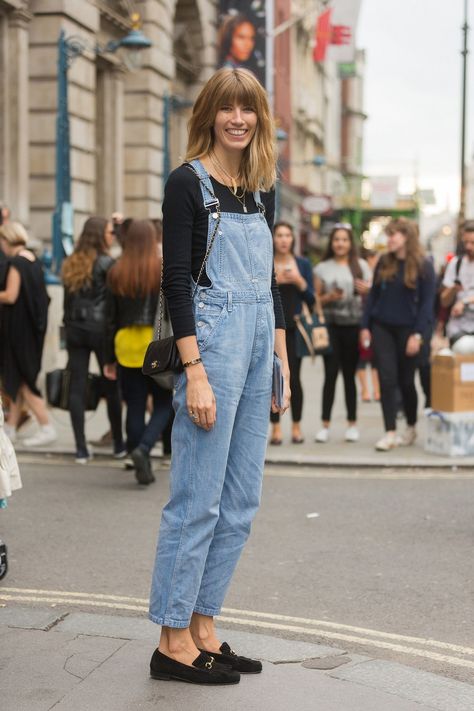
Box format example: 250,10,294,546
142,181,222,385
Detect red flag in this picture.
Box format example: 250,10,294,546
313,8,332,63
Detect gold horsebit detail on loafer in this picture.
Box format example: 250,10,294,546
205,656,215,670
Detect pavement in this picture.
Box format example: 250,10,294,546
11,358,474,468
1,606,474,711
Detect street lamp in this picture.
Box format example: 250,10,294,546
50,14,152,279
275,128,288,220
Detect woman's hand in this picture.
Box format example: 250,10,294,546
271,367,291,415
278,265,304,287
104,363,117,380
326,288,344,302
360,329,371,349
406,334,422,357
354,279,371,296
186,366,216,431
451,300,465,318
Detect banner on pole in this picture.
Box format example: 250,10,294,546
217,0,267,86
313,0,362,65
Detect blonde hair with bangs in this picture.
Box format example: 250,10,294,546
185,68,277,193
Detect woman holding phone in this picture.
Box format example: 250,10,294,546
313,224,371,443
270,221,314,444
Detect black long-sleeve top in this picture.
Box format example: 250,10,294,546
162,165,285,340
362,258,436,334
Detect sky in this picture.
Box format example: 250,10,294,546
357,0,474,211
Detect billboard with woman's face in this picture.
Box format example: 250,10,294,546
217,1,267,86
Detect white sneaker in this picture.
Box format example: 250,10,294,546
3,424,16,443
345,426,360,442
315,427,330,443
397,426,417,446
375,432,398,451
75,449,93,465
23,424,57,448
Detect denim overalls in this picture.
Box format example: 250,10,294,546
149,160,275,627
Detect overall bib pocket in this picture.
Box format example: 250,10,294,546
194,301,227,352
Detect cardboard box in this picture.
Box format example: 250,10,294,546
425,410,474,456
431,354,474,412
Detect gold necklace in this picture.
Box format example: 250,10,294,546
209,152,240,195
209,152,247,212
230,188,247,213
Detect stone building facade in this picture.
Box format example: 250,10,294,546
0,0,366,248
0,0,216,243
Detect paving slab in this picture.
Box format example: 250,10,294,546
50,638,436,711
0,627,126,711
0,605,67,631
330,658,474,711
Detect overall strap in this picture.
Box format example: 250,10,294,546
186,159,220,212
253,190,266,214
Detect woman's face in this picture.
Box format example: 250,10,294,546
230,22,256,63
213,102,257,154
273,225,293,255
104,221,115,249
386,230,406,254
331,229,352,258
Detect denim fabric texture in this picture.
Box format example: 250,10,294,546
149,160,275,627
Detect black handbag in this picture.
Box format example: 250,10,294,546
45,369,102,411
143,200,222,386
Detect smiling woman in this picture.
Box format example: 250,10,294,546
146,68,290,686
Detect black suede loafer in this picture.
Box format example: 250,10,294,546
150,649,240,685
199,642,263,674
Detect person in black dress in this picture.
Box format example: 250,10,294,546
0,222,56,446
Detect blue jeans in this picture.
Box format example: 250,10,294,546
149,159,274,627
119,366,173,454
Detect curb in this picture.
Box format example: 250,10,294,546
14,446,474,470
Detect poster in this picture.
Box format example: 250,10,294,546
217,0,267,87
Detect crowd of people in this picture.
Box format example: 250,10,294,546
0,207,173,484
268,216,474,452
2,201,474,465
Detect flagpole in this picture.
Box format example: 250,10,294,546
459,0,469,232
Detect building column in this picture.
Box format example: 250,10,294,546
0,6,32,225
96,62,125,217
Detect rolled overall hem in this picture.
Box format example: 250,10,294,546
148,612,190,629
193,604,221,617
